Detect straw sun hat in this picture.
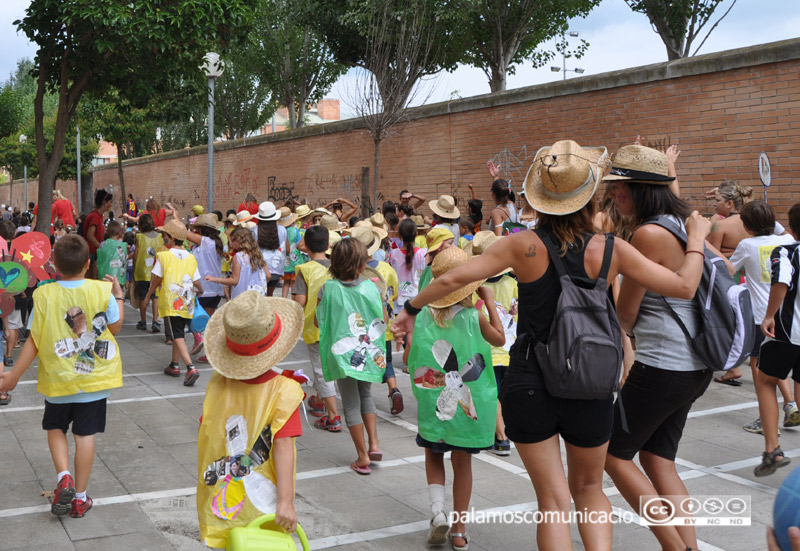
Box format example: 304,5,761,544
204,291,304,380
295,205,315,219
523,140,609,216
190,213,218,230
326,231,342,255
429,195,460,219
602,144,676,185
363,265,386,298
277,207,298,227
467,231,509,277
320,213,346,232
429,246,484,308
349,225,384,256
162,219,188,241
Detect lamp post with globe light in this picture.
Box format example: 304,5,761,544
201,52,224,212
19,134,28,211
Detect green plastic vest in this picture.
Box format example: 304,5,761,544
418,265,432,291
409,306,496,448
97,239,128,286
318,279,386,383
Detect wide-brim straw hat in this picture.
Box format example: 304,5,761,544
466,230,509,277
204,291,303,380
370,212,388,231
233,211,254,226
348,225,381,256
226,213,237,224
602,144,676,184
429,247,484,308
523,140,609,216
363,265,386,299
162,219,188,241
255,201,282,221
411,215,430,230
190,213,218,230
326,231,342,255
320,213,346,233
429,195,460,219
277,207,298,227
295,205,315,219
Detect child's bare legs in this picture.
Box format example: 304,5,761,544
451,451,473,547
173,338,192,367
363,412,379,455
282,278,293,298
47,429,70,475
5,328,17,361
139,297,148,323
322,396,339,419
496,401,507,441
151,299,159,324
73,434,95,494
347,422,370,467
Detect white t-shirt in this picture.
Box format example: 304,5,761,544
151,248,201,281
730,233,795,322
192,236,223,297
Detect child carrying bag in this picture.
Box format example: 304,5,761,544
227,514,309,551
190,297,210,333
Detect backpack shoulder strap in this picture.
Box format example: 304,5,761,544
533,228,568,278
643,216,687,246
598,234,615,282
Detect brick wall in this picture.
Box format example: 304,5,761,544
9,39,800,222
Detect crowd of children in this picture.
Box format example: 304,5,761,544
4,147,800,551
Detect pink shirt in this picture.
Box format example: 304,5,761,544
389,247,427,313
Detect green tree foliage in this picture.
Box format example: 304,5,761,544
625,0,738,60
16,0,254,231
456,0,601,93
0,85,24,139
214,48,277,139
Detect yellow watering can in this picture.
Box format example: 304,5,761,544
227,514,310,551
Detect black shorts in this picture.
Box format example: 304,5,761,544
198,296,221,310
267,274,282,289
42,398,107,436
136,281,156,300
501,385,614,448
608,362,712,462
759,340,800,382
751,325,766,359
493,364,507,391
167,316,189,340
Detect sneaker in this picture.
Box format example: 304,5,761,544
51,474,75,516
743,418,781,435
196,355,209,364
307,395,326,417
70,495,93,518
190,334,204,355
151,321,162,333
755,447,791,477
784,403,800,427
184,367,200,386
136,321,147,331
427,511,449,545
389,388,404,415
314,415,342,432
164,364,180,377
489,438,511,456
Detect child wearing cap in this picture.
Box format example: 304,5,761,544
133,213,165,334
0,235,125,518
293,226,342,432
317,237,388,475
196,291,306,546
144,220,204,386
402,246,504,549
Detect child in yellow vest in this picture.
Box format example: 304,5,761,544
133,213,164,334
0,235,125,518
197,291,306,547
292,226,341,431
143,220,204,387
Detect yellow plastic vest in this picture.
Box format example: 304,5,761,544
157,250,198,319
134,231,165,282
197,371,304,549
482,275,518,367
295,260,330,344
32,280,122,397
374,261,398,341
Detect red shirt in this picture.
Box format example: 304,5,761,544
149,208,166,227
53,199,76,227
238,202,259,216
83,209,105,254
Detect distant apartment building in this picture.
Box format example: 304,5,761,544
259,99,340,134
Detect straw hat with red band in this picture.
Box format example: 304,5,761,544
429,246,485,308
204,291,304,380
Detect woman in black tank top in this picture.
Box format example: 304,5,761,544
393,140,712,551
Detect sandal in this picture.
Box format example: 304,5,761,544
368,450,383,462
350,460,371,475
754,446,791,477
0,391,10,406
449,531,469,551
714,375,742,387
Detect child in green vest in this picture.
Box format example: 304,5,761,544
143,220,204,387
96,220,128,287
403,246,505,549
317,238,388,475
293,226,341,432
0,234,125,518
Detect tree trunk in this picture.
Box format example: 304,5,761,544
296,102,306,128
81,172,93,218
116,143,126,212
35,163,57,233
372,137,381,214
360,166,370,219
489,67,507,93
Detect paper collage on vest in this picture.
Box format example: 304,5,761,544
330,313,387,371
54,308,117,374
170,275,195,315
412,339,486,422
203,414,277,521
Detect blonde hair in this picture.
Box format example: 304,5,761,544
230,226,265,272
718,180,752,211
430,296,474,328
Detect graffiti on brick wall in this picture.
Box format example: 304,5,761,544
266,176,299,204
157,192,187,209
294,172,363,208
488,146,533,189
219,168,261,203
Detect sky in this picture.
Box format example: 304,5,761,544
2,0,799,119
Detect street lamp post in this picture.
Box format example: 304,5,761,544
551,31,584,80
19,134,27,210
201,52,224,212
76,125,81,214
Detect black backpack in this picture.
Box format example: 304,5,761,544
645,216,755,371
531,230,623,400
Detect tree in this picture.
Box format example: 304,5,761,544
255,1,347,130
214,54,277,140
16,0,254,232
625,0,738,60
456,0,600,93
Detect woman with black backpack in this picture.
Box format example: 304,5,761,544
392,140,711,551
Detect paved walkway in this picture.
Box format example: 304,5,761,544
0,303,793,550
